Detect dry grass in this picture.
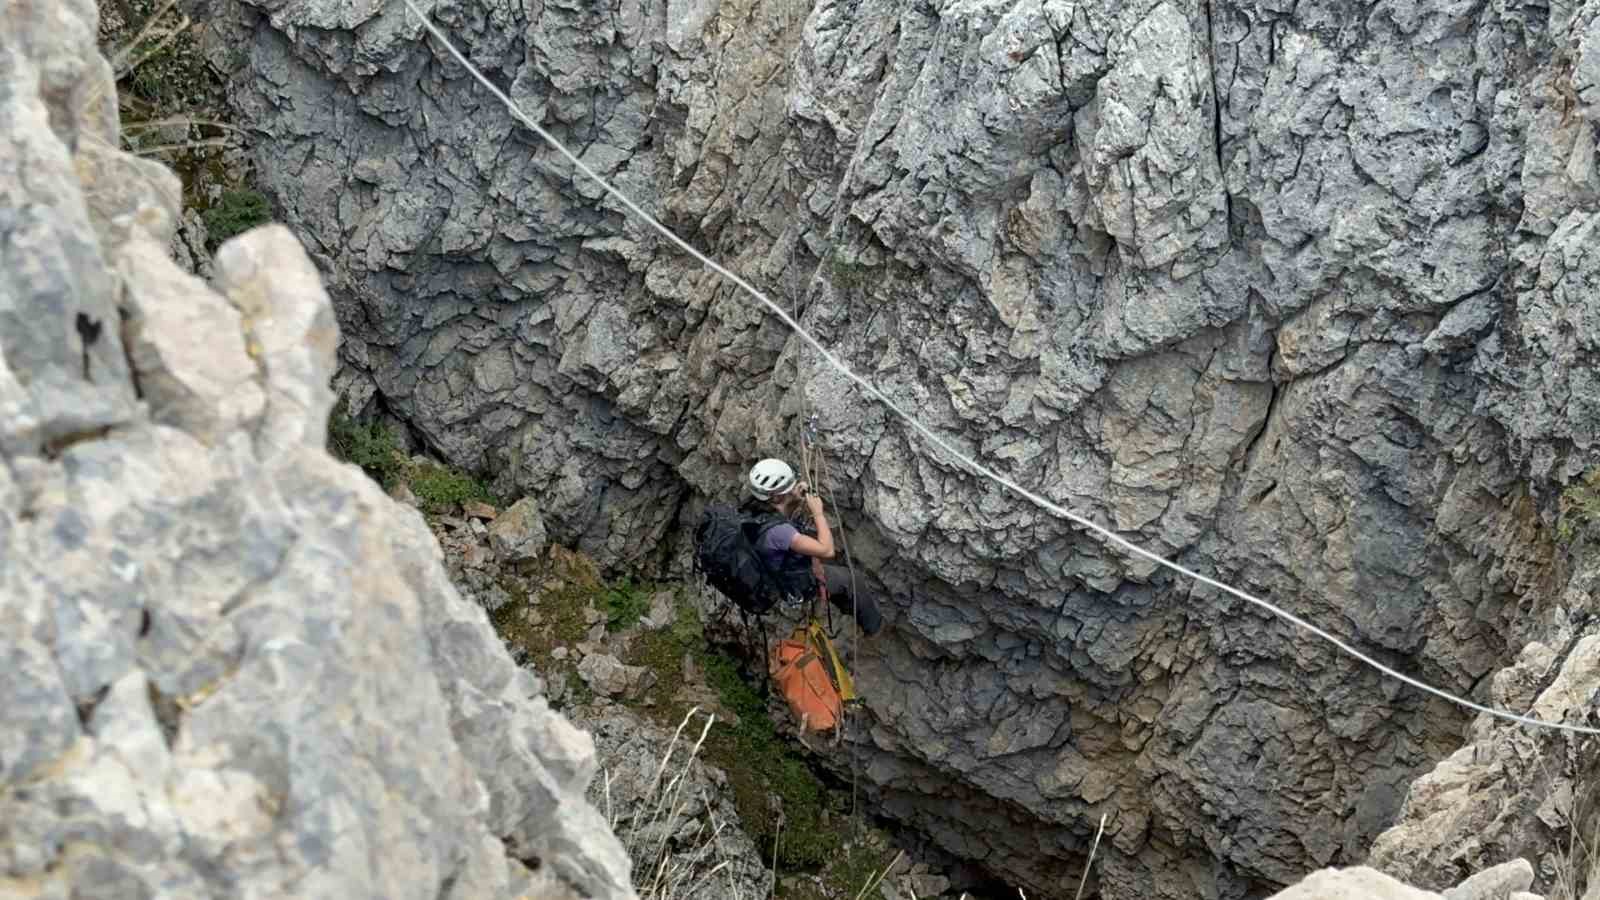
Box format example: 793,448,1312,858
1552,779,1600,900
95,0,255,227
605,707,760,900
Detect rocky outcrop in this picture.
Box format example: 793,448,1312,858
204,0,1600,897
1369,612,1600,890
1267,861,1541,900
0,3,631,897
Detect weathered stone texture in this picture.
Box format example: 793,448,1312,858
0,2,633,896
205,0,1600,895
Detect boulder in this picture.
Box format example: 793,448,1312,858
577,653,657,701
489,496,549,564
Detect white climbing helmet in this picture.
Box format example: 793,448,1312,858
748,458,797,500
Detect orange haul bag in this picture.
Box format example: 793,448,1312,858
771,626,843,732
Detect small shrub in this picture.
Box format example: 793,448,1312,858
603,579,651,632
203,189,271,247
327,399,404,487
1557,469,1600,543
409,463,496,515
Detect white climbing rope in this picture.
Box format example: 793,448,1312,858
400,1,1600,737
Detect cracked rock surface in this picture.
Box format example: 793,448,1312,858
208,0,1600,895
0,2,632,897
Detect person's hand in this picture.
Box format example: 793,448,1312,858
804,490,824,515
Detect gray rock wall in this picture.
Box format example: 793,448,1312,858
205,0,1600,896
0,2,632,896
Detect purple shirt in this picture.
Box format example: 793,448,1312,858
757,523,799,571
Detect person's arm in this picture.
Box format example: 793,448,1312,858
786,489,835,559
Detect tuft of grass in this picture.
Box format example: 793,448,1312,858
202,189,272,247
1552,772,1600,900
610,708,756,900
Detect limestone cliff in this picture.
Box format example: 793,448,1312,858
0,2,631,896
203,0,1600,896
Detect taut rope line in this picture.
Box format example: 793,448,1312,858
400,0,1600,737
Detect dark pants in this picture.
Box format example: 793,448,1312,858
818,564,882,636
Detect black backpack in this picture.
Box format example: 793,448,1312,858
693,504,789,615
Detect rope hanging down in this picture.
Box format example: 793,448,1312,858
400,1,1600,737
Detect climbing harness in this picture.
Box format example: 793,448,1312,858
404,2,1600,736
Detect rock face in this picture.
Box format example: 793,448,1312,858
205,0,1600,896
0,3,632,897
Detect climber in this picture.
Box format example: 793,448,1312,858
743,458,883,637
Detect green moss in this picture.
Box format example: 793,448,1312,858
483,561,606,713
327,399,405,487
202,189,272,247
479,558,863,889
825,251,872,293
1557,469,1600,544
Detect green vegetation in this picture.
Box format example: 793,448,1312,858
603,579,652,632
326,399,497,514
113,0,213,111
327,398,405,487
202,189,272,247
409,462,496,515
1557,469,1600,543
782,843,903,900
626,601,850,870
478,551,910,896
99,0,245,212
483,548,606,714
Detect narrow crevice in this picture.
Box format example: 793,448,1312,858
1239,379,1282,471
74,684,110,728
117,304,144,401
75,312,103,382
1205,0,1234,240
146,680,182,748
42,426,112,460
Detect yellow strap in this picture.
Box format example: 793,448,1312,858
808,619,857,701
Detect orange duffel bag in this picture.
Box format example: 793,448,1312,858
771,624,843,733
